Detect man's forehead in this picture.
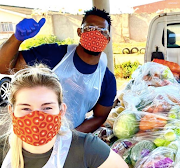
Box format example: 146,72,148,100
83,15,108,27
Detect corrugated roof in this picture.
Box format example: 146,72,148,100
0,5,33,15
0,4,60,15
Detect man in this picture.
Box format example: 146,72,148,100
0,7,116,133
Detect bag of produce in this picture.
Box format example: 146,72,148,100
152,119,180,147
103,106,125,128
116,79,180,113
128,84,180,112
153,129,179,147
134,147,178,168
142,93,173,114
164,119,180,136
111,138,138,156
152,58,180,75
93,127,114,145
130,140,157,166
132,62,177,87
113,110,168,140
118,86,155,111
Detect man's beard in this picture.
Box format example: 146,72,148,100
83,48,101,56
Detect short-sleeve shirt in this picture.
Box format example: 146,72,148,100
21,44,116,107
23,131,110,168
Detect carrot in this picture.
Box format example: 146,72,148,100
152,59,180,74
139,114,167,131
145,107,154,113
152,108,159,113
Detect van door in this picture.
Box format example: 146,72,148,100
145,12,180,64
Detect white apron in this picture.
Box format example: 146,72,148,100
53,45,107,128
1,127,72,168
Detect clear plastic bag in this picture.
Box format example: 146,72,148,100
132,62,178,87
135,147,178,168
164,119,180,136
133,119,180,149
111,138,138,156
142,93,174,114
117,86,155,111
103,106,125,128
113,110,168,140
123,120,180,167
117,82,180,114
93,127,114,145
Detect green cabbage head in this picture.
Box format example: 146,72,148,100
113,112,139,139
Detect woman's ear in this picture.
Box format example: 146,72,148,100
60,103,67,117
77,28,82,37
8,104,13,118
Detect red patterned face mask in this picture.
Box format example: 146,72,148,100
80,30,108,52
12,111,61,146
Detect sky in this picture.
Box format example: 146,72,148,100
0,0,163,14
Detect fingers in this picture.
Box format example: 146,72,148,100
17,26,33,36
17,28,26,36
38,18,46,28
15,18,46,41
20,18,45,34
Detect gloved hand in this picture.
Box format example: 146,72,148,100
15,18,46,41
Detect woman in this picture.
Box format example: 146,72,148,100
1,64,128,168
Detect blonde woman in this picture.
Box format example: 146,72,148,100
1,64,128,168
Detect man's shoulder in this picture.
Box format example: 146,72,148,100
104,67,116,81
22,44,68,69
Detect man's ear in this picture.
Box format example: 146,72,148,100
8,104,13,118
60,103,67,117
77,28,82,37
108,36,111,43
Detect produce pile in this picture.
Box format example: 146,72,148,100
93,61,180,168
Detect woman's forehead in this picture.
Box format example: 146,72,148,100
15,86,57,100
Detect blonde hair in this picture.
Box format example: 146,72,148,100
9,64,63,106
1,64,70,168
0,106,11,165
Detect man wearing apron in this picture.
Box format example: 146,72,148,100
0,7,116,132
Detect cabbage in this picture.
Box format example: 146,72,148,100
113,112,139,139
130,140,156,166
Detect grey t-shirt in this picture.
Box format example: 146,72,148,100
23,131,110,168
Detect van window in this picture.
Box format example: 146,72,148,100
162,24,180,48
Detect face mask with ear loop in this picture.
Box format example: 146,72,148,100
11,68,63,146
80,25,109,53
12,110,62,146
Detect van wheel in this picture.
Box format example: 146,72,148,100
131,47,139,54
122,48,130,54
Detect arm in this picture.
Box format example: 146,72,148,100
75,103,112,133
0,34,23,74
98,149,129,168
0,18,45,74
76,70,116,133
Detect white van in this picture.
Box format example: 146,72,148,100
145,12,180,65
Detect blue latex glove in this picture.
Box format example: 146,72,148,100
15,18,46,41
